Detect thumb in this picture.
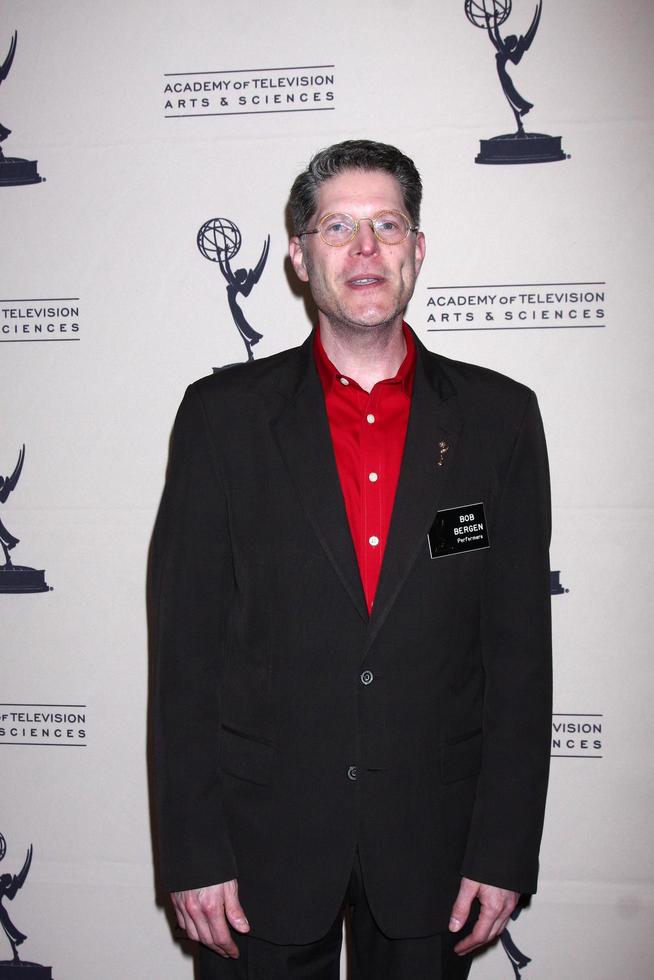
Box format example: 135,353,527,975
449,877,479,933
223,879,250,933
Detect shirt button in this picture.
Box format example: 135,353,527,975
347,765,358,781
368,536,379,547
360,670,374,686
366,414,375,424
368,472,378,483
339,376,349,386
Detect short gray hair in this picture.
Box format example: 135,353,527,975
289,139,422,235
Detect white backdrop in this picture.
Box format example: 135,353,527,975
2,1,653,977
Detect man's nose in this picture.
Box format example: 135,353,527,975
349,219,379,257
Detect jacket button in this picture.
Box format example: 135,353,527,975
347,765,358,781
360,670,374,686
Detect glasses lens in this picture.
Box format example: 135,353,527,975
319,213,356,245
373,211,411,244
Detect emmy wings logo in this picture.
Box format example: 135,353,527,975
0,832,53,977
197,218,270,367
465,0,569,164
0,31,43,186
0,446,51,594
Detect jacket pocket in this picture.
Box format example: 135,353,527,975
219,724,274,786
440,729,482,784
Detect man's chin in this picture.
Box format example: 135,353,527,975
320,305,403,334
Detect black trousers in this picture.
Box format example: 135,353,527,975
197,856,475,980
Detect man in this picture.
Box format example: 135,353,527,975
150,140,552,979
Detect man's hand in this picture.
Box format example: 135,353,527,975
171,879,250,958
448,877,519,956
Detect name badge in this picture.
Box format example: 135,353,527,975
428,502,490,559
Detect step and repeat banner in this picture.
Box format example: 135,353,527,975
3,1,653,977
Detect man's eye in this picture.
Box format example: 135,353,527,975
377,218,401,233
321,214,354,237
324,220,350,234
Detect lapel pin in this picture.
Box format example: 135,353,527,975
437,441,449,467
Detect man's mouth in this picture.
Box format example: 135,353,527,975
347,276,384,287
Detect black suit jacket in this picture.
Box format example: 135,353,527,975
150,329,552,944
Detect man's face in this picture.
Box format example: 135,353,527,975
289,169,426,335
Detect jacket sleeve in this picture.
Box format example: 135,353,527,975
461,390,552,895
149,383,238,893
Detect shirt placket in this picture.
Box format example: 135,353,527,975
360,383,384,608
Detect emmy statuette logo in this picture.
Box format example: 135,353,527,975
465,0,568,164
0,32,43,186
0,446,51,594
197,218,270,366
0,834,53,978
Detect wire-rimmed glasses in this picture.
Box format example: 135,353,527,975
299,210,418,247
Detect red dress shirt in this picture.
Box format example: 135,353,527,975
314,324,415,613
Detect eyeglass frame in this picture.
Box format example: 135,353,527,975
298,209,419,247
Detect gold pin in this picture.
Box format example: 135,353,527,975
437,441,449,467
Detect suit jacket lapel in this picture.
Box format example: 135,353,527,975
364,337,463,655
270,337,368,623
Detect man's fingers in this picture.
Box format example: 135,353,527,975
448,877,479,932
223,879,251,934
181,910,201,942
453,884,519,955
172,902,186,933
171,882,243,958
184,890,224,949
195,886,240,957
485,903,514,943
454,912,509,954
453,904,497,954
171,893,202,943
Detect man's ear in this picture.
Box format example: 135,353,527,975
414,230,426,277
289,237,309,283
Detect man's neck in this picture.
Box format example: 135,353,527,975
318,319,407,393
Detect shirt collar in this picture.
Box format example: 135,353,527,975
314,322,416,395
